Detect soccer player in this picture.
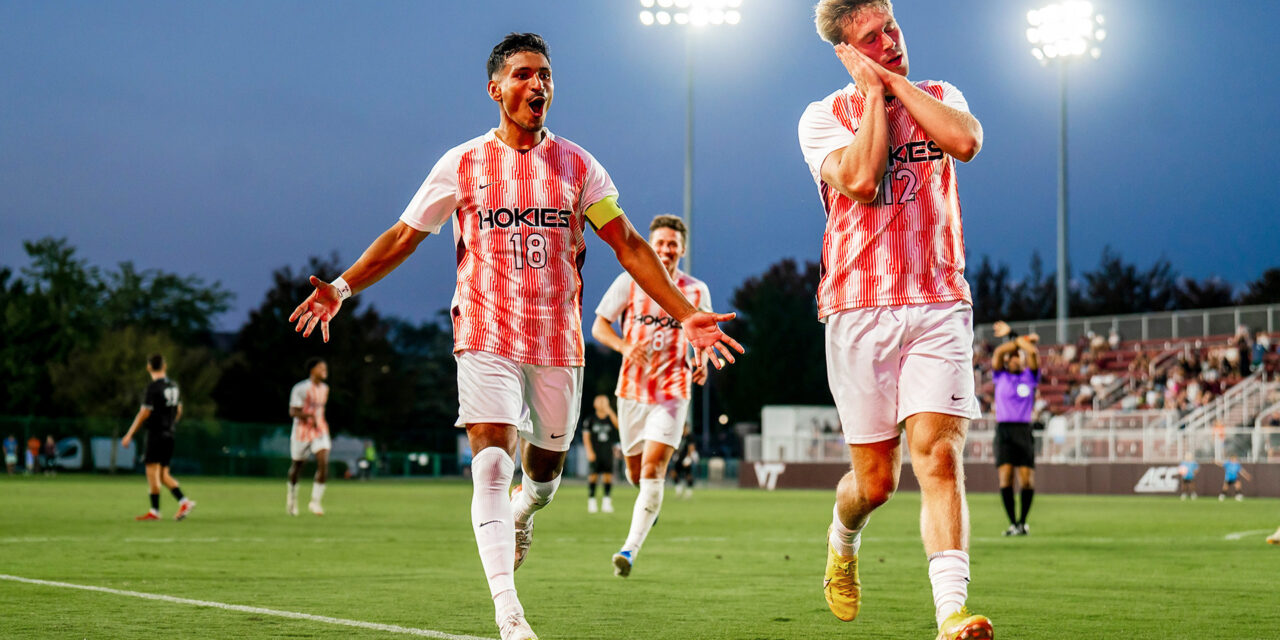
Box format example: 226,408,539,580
1177,453,1199,500
592,214,712,578
582,395,619,514
121,354,196,521
799,2,991,638
671,424,698,498
3,434,16,475
990,322,1040,536
288,357,331,516
287,33,741,640
1218,455,1250,501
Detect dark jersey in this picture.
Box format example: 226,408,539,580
583,414,618,450
141,378,180,436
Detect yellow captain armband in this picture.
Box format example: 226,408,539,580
584,196,625,231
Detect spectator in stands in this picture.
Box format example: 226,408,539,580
25,436,40,474
1089,331,1107,354
1252,332,1270,371
1107,328,1121,350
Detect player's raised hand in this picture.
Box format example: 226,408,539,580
834,43,884,96
692,362,709,386
681,311,744,370
289,275,344,343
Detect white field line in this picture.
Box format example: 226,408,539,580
0,574,493,640
1224,529,1274,541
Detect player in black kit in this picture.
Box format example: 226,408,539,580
122,354,196,521
583,395,620,513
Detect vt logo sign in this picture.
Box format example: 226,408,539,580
753,462,786,491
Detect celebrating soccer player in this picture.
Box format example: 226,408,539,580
287,357,331,516
799,2,991,638
592,214,712,578
122,354,196,522
990,322,1040,536
288,33,741,640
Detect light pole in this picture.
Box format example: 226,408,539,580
1026,1,1104,344
638,0,741,452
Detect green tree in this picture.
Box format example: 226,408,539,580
1079,247,1177,316
1174,276,1236,310
1238,268,1280,305
101,262,233,344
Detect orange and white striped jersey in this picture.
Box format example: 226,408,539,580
289,379,329,443
798,81,973,320
399,129,618,367
596,271,711,403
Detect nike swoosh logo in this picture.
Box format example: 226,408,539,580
479,520,500,527
550,433,565,439
478,182,494,190
951,395,965,401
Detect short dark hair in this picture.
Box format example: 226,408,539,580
650,215,688,244
305,357,325,375
487,32,550,79
147,354,165,371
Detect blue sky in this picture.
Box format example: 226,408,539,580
3,1,1278,331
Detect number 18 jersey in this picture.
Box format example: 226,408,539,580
596,270,711,404
399,129,618,367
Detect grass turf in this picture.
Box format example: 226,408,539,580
1,474,1277,639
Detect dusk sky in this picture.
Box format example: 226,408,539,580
3,1,1278,332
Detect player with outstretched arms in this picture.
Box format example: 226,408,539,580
592,214,711,578
799,2,991,638
288,33,741,640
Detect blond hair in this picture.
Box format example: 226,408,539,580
814,0,892,44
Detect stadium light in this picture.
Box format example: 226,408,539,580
1027,1,1104,344
637,0,741,451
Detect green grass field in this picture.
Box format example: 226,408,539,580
1,474,1277,639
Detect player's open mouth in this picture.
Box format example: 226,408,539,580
529,97,546,117
886,54,903,67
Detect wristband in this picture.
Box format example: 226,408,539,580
332,277,353,301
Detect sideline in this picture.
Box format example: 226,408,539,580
0,574,493,640
1223,529,1273,541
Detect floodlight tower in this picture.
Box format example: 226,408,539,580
1026,1,1105,343
638,0,742,450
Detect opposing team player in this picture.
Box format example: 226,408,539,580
122,354,196,522
582,394,620,514
592,214,711,577
288,33,741,640
800,2,991,638
288,357,331,516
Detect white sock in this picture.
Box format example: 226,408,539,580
513,472,560,528
310,482,326,504
622,478,664,554
471,447,517,600
287,482,299,503
928,550,970,627
829,503,863,557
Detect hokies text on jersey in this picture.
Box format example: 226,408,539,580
629,314,682,329
477,207,573,230
889,140,944,167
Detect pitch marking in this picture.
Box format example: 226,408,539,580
1224,529,1273,541
0,574,493,640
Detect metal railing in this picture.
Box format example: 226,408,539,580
974,303,1280,345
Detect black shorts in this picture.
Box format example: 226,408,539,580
590,453,614,475
143,434,175,466
994,422,1035,468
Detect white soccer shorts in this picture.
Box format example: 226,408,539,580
825,300,981,445
617,396,690,457
290,433,332,461
454,349,584,453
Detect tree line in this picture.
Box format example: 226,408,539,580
3,237,1278,445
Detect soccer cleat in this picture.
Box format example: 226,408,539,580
601,496,614,513
823,529,861,622
936,608,993,640
612,550,634,577
174,500,196,521
1266,530,1280,545
135,511,161,521
1017,523,1029,536
511,485,533,571
1002,524,1020,537
286,501,298,517
588,497,598,514
1219,494,1225,501
497,611,538,640
308,501,324,516
1235,494,1244,502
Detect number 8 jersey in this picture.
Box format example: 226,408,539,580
596,270,711,404
798,80,973,320
399,129,618,367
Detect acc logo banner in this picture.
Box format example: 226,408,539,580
753,462,786,491
1133,466,1181,493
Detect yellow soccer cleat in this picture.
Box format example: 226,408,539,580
1266,529,1280,545
936,608,993,640
823,528,861,622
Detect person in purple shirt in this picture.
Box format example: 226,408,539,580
990,321,1040,536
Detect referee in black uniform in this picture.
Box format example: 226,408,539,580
122,354,196,521
583,395,619,513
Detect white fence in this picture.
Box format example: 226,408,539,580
972,303,1280,345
